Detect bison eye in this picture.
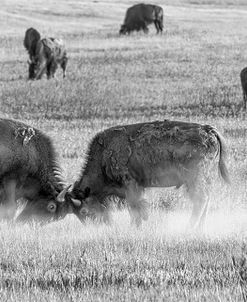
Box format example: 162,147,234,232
47,202,57,213
80,207,89,215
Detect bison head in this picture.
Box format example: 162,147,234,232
119,24,128,35
16,186,72,224
64,184,108,223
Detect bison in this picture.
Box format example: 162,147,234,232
120,3,163,35
65,120,229,231
240,67,247,110
0,118,71,223
24,28,68,80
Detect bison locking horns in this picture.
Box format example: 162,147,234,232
1,118,229,230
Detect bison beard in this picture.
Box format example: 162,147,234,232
67,120,229,231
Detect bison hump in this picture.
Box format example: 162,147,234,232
131,123,218,165
102,133,131,184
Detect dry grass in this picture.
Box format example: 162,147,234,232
1,0,247,301
0,212,247,301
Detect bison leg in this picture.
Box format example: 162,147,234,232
101,209,112,225
61,57,68,78
143,25,149,34
187,181,209,232
1,179,17,220
125,182,148,227
47,60,58,79
35,61,47,80
158,21,163,33
157,15,164,34
197,195,209,232
46,64,52,79
28,62,36,80
243,91,247,111
154,20,160,34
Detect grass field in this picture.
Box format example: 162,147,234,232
1,0,247,301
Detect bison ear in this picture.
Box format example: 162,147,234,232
84,187,90,198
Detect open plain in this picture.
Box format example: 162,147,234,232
1,0,247,301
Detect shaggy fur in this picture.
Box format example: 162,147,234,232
24,28,68,80
0,118,69,222
29,37,68,80
69,119,229,229
23,28,41,59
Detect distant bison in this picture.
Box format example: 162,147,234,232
24,28,68,80
120,3,163,35
65,120,229,231
0,118,71,223
240,67,247,110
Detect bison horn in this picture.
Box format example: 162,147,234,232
27,59,31,65
56,185,71,203
71,198,81,207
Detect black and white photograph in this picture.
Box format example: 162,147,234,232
0,0,247,301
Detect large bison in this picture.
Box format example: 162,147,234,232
240,67,247,110
65,120,229,230
0,118,71,223
24,28,68,80
120,3,163,35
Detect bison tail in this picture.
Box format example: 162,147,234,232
212,128,230,184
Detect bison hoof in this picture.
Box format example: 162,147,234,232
130,213,142,228
141,210,148,221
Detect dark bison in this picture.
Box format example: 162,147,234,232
0,118,71,223
23,28,41,61
65,120,229,231
120,3,163,35
24,28,68,80
240,67,247,110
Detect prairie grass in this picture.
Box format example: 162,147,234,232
0,212,247,301
0,0,247,301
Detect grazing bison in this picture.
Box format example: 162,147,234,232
120,3,163,35
24,28,68,80
28,37,68,80
240,67,247,110
65,120,229,230
0,118,71,223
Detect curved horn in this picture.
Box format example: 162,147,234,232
27,59,31,65
71,198,81,207
56,185,71,203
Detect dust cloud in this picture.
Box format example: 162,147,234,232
109,206,247,240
